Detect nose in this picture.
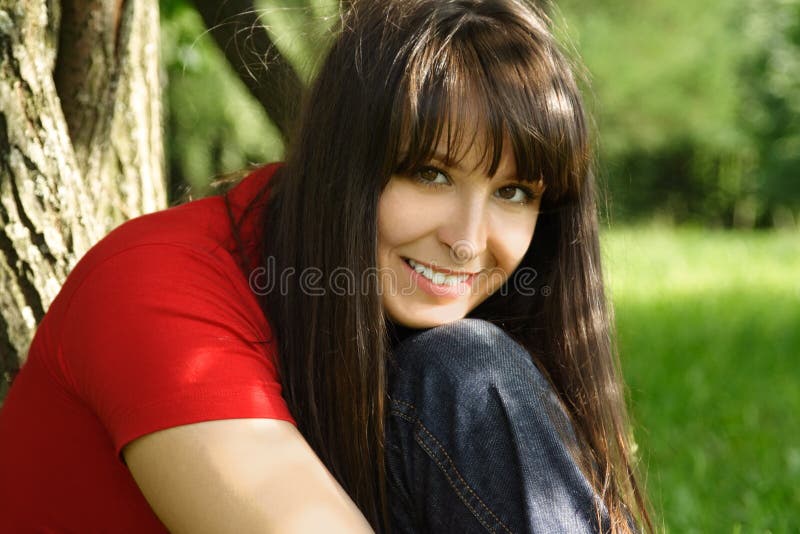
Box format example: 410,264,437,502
437,196,488,265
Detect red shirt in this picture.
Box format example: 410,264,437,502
0,164,295,532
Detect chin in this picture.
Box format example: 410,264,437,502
384,301,472,329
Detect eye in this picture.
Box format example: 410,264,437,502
495,185,536,205
414,166,450,187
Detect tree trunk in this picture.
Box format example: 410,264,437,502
0,0,165,403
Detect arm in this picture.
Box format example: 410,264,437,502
123,418,374,534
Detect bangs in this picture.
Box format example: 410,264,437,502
390,10,589,200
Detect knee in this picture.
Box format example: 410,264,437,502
390,318,549,395
388,318,577,450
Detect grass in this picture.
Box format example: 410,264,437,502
602,225,800,533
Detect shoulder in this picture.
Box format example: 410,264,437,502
60,163,283,305
87,196,228,263
56,237,268,351
33,165,283,393
52,204,246,336
54,227,282,451
41,169,283,371
85,162,280,264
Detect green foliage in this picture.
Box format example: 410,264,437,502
160,0,800,225
739,0,800,225
159,0,344,201
556,0,800,227
604,226,800,531
557,0,744,156
160,0,285,200
253,0,340,81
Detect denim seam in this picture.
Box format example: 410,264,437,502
390,409,416,424
390,399,513,533
392,399,417,413
392,398,416,412
413,420,515,534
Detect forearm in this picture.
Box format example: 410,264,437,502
124,418,374,534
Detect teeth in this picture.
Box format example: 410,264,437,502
407,259,469,286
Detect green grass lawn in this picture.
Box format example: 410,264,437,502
603,226,800,533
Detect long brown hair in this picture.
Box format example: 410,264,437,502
247,1,653,532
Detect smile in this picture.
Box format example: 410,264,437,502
403,257,475,287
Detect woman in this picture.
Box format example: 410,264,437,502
0,0,652,532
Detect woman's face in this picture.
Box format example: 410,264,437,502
377,136,542,328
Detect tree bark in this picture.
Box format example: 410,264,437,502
0,0,165,403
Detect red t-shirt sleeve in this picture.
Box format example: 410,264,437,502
59,242,296,456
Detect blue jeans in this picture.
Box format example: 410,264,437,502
385,319,610,533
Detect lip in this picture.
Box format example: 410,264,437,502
403,257,479,276
401,257,475,299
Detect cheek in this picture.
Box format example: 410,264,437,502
491,210,539,272
377,181,436,252
377,192,402,249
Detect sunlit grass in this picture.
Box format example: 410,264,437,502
603,226,800,533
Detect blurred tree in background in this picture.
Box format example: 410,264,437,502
557,0,800,228
557,0,749,225
161,0,284,200
161,0,337,199
160,0,799,227
740,0,800,228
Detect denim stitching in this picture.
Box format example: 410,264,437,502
390,409,416,424
393,398,415,410
390,400,514,532
391,399,416,418
412,436,496,532
413,425,514,534
415,422,515,533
